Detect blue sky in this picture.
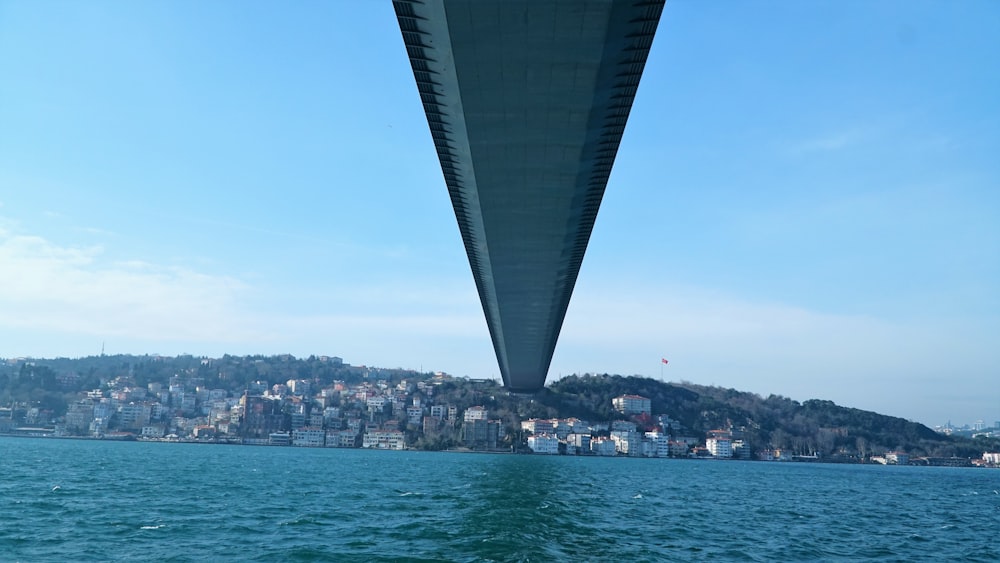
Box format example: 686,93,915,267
1,1,997,427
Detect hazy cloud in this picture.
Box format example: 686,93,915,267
0,229,263,344
784,127,873,155
81,226,117,236
551,281,999,423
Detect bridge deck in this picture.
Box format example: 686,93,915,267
394,0,664,391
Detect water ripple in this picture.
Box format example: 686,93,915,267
1,438,998,561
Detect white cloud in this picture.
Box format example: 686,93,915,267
0,230,264,344
0,223,494,370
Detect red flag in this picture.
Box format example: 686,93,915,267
661,358,669,365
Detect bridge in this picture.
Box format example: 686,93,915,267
394,0,664,392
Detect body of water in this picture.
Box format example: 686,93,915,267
1,437,998,562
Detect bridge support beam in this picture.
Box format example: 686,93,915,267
394,0,664,391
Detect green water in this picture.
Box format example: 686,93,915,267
1,438,998,562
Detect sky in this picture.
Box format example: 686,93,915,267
1,1,997,427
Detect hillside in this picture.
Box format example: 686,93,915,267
540,374,994,458
0,356,995,458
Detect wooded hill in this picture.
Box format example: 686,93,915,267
1,356,994,458
532,374,995,459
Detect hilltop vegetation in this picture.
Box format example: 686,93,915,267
436,373,994,458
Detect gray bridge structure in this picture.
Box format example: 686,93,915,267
394,0,664,392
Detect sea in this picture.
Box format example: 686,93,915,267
1,437,998,562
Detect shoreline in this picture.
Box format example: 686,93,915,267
1,432,994,468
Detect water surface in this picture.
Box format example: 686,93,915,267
2,438,997,561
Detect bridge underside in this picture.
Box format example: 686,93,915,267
394,0,663,392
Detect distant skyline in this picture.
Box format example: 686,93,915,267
1,1,997,427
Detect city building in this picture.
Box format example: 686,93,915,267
732,439,751,459
362,431,405,450
239,394,287,441
326,429,358,448
366,396,387,413
565,433,591,455
613,394,651,415
268,432,291,446
611,430,641,456
65,400,95,433
590,437,617,456
668,440,690,458
610,420,637,432
462,418,500,449
886,451,910,465
706,436,733,458
527,435,559,454
292,427,325,447
118,403,151,430
645,431,670,457
406,406,423,426
464,406,488,422
521,418,554,435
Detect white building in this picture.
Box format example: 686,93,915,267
366,396,387,412
732,439,751,459
886,451,909,465
464,406,488,422
565,418,591,434
269,432,291,446
288,379,311,397
527,435,559,454
983,452,1000,464
706,437,733,458
611,430,641,456
551,420,572,439
521,418,554,435
645,431,670,457
93,400,114,421
613,394,651,415
590,437,617,456
292,427,325,447
326,429,358,448
362,431,405,450
565,433,591,454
